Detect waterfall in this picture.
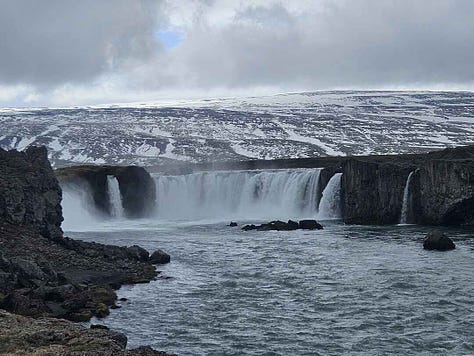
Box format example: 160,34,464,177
154,169,322,221
399,171,415,224
317,173,343,220
107,175,124,218
61,181,102,231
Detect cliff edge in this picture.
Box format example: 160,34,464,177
0,147,170,354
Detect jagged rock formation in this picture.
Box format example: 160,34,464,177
0,146,63,240
0,146,171,315
56,165,156,217
0,146,171,353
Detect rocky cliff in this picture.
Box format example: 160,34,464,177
56,165,156,217
0,146,63,239
0,146,167,320
340,145,474,225
417,158,474,225
341,159,414,224
0,146,170,353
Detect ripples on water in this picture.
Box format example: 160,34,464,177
69,221,474,355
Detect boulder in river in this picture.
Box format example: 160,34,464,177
299,220,324,230
423,230,456,251
149,249,171,264
242,219,323,231
228,221,238,227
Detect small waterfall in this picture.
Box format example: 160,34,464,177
154,169,322,221
317,173,343,220
107,175,124,218
399,171,415,224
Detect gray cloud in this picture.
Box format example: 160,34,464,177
160,0,474,90
1,0,474,105
0,0,160,86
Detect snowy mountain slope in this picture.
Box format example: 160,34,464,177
0,91,473,167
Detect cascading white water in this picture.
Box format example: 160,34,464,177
399,171,415,224
317,173,343,220
107,175,124,218
154,169,322,221
61,182,102,231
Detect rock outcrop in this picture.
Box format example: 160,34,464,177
56,165,156,218
0,147,171,353
341,160,414,224
0,310,174,355
149,249,171,265
0,147,165,319
417,159,474,225
0,146,63,239
242,220,323,231
341,145,474,225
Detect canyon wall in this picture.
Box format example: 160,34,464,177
340,145,474,225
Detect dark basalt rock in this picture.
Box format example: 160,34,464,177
126,245,150,262
149,249,171,264
56,164,156,218
0,146,172,354
228,221,238,227
423,230,456,251
242,219,323,231
298,220,324,230
0,147,166,322
341,145,474,225
0,146,63,240
288,220,299,230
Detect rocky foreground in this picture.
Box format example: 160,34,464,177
0,310,171,355
0,146,171,354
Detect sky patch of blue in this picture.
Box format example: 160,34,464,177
156,30,184,50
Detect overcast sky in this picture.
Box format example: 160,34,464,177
1,0,473,107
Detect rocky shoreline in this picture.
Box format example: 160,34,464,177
0,146,171,354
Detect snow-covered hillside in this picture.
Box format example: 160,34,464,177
1,91,473,167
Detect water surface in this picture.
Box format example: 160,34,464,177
68,221,474,355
